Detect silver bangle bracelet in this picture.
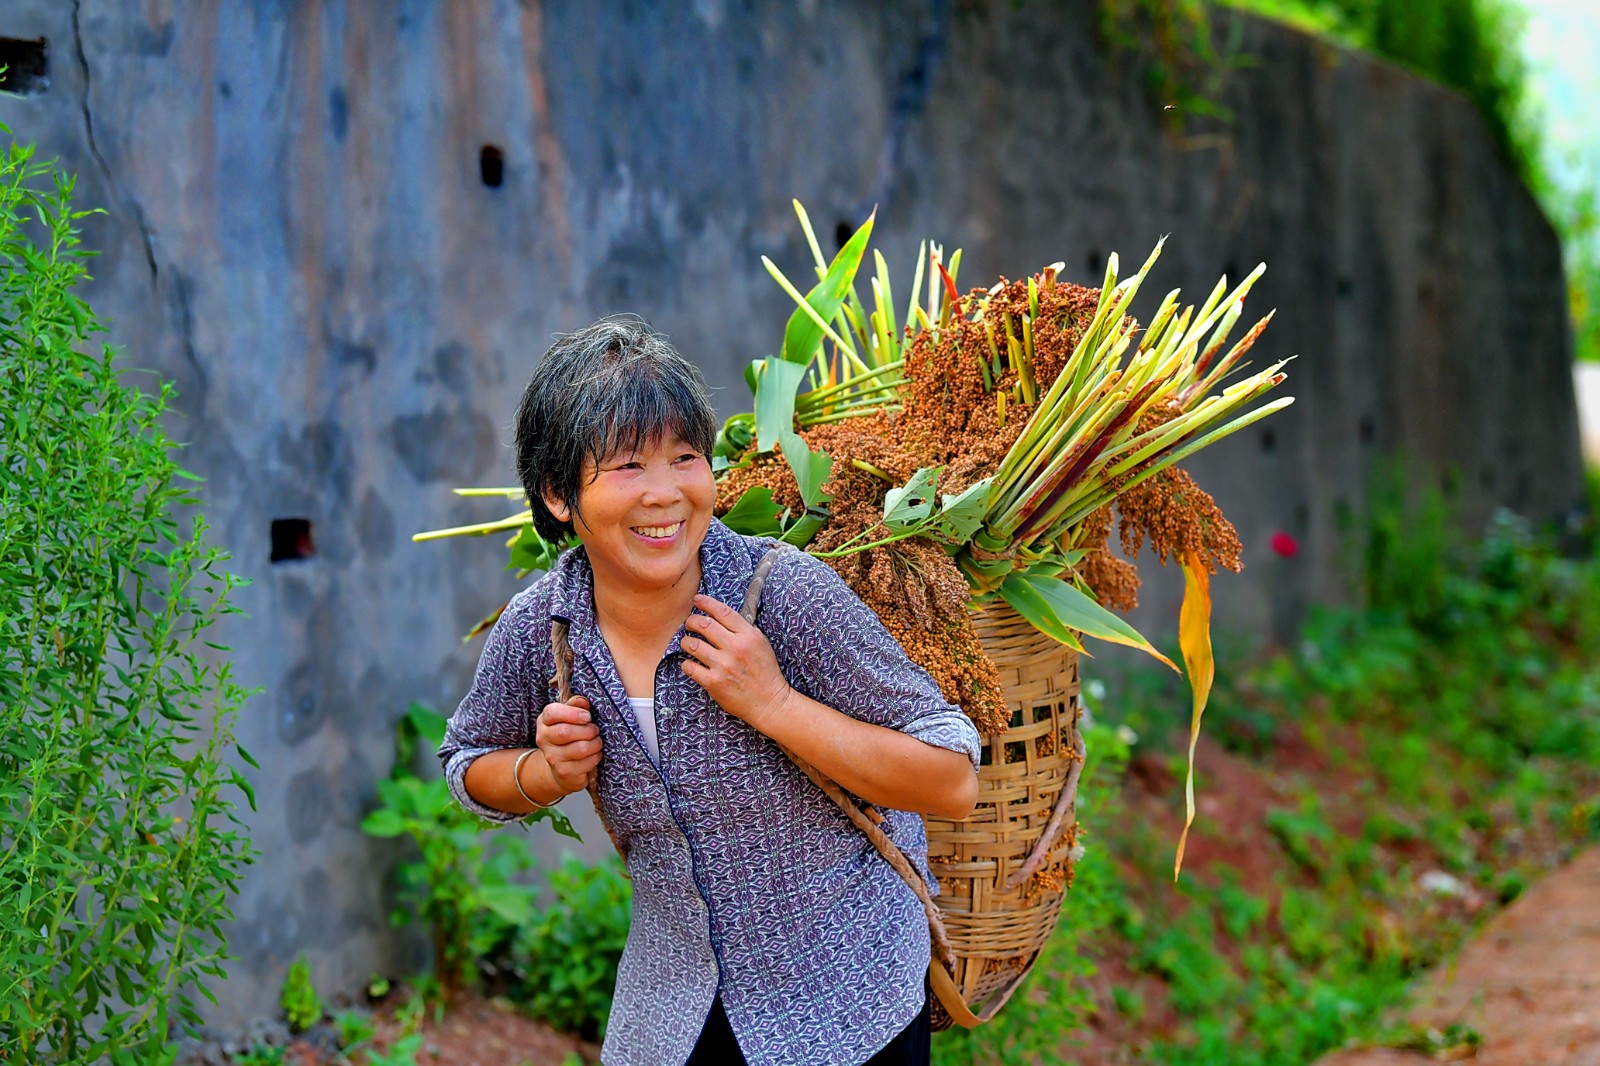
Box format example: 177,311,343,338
511,747,559,809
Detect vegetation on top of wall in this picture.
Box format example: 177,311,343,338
1219,0,1600,363
1551,173,1600,363
1102,0,1537,176
0,133,256,1061
1102,0,1600,363
1223,0,1538,181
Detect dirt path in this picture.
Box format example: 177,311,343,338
1318,846,1600,1066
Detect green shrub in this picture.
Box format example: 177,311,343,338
332,1007,375,1055
361,704,551,998
511,854,631,1041
365,1034,423,1066
1209,0,1539,180
0,133,254,1060
279,955,321,1034
234,1045,285,1066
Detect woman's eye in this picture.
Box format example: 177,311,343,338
674,453,700,464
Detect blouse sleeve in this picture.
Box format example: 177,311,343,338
760,549,982,770
437,586,548,823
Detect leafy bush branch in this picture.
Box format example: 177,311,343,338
0,131,255,1061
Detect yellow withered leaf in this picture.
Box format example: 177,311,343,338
1174,551,1214,881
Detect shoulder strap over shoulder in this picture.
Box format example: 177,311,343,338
548,617,627,861
739,542,796,624
729,540,974,1021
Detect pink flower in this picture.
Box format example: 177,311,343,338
1270,531,1299,558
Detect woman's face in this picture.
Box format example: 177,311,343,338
547,430,716,599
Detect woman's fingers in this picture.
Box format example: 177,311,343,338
551,736,602,761
531,695,602,792
683,610,731,650
692,594,745,633
542,699,592,725
680,634,718,665
538,698,599,751
543,721,599,745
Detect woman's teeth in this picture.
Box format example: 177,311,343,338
633,522,682,539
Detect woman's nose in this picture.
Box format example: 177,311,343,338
637,466,684,505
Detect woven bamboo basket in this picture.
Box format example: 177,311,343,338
922,601,1085,1030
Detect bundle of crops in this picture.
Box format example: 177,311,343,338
418,203,1292,868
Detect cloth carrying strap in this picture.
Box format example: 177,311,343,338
739,545,983,1029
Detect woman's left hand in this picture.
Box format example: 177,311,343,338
680,593,794,731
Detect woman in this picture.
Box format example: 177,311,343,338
439,316,981,1066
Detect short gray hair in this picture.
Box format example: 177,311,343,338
514,315,718,542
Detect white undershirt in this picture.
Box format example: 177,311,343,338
626,696,660,766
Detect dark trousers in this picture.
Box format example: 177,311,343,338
685,985,932,1066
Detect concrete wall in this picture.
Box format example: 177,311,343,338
0,0,1584,1024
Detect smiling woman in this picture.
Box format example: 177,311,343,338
439,316,980,1066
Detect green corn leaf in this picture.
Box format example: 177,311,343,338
883,466,943,531
1012,571,1179,672
998,573,1086,652
720,487,785,537
793,199,828,272
780,509,829,548
713,412,755,460
754,358,808,453
753,356,835,510
781,434,834,511
507,525,569,574
778,209,876,366
935,477,992,543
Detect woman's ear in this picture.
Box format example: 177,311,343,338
542,492,571,523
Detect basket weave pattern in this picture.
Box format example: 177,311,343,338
923,602,1084,1028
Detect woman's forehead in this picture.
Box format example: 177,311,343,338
592,424,695,462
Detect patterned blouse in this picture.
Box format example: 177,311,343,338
439,518,982,1066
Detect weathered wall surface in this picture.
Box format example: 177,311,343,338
1,0,1584,1024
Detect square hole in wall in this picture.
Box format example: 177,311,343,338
479,144,504,188
270,518,315,563
0,37,49,96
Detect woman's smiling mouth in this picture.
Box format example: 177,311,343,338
631,521,684,541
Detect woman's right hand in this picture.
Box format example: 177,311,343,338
536,695,602,794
